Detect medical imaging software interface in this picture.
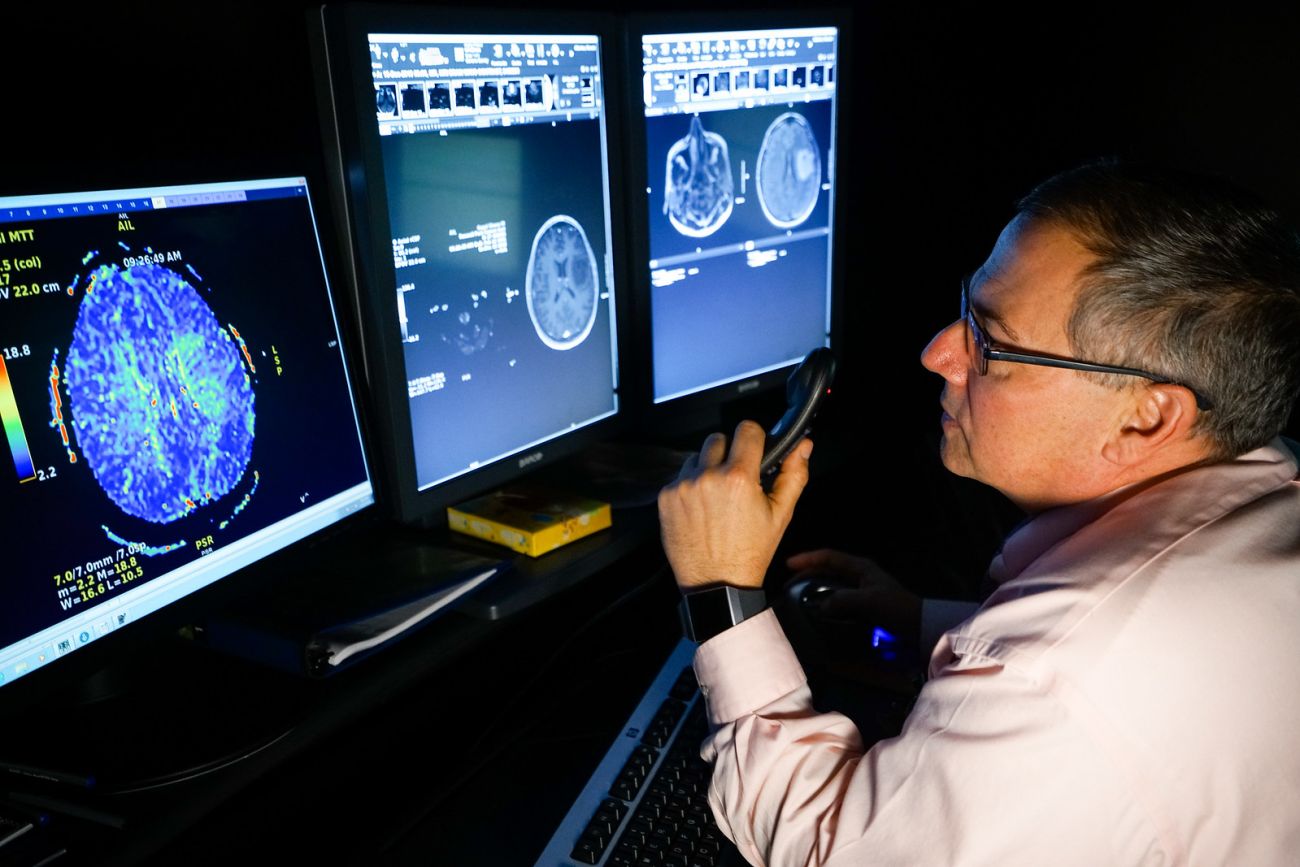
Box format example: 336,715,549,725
0,179,373,689
369,32,620,491
642,27,837,402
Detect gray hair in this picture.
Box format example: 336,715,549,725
1017,161,1300,460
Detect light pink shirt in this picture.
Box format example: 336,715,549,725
695,441,1300,866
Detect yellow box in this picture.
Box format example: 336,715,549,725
447,486,612,557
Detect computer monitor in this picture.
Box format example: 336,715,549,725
0,177,373,696
313,6,625,525
627,18,843,415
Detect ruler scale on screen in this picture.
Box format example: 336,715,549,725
0,355,36,483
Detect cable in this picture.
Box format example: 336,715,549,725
103,727,298,795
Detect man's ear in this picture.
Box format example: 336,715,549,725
1102,384,1200,466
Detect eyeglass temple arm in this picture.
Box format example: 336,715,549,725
984,349,1214,411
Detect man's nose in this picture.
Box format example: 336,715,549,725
920,318,970,385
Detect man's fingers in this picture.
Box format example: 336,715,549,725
676,452,699,481
786,549,836,572
676,433,726,481
662,422,809,592
769,437,813,517
787,546,858,574
699,431,728,469
725,420,767,473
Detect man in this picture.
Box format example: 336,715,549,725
658,162,1300,865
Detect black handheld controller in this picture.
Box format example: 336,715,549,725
759,347,836,478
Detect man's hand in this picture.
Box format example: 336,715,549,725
786,549,922,647
658,420,813,591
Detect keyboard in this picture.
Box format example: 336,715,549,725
534,638,742,867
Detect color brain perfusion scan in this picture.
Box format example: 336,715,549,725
0,178,372,689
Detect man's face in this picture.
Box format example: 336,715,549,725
920,217,1133,511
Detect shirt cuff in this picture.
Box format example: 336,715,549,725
920,598,981,655
693,609,807,726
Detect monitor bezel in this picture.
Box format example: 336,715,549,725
313,3,632,527
0,505,380,720
621,10,851,429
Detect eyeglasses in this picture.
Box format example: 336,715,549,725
960,277,1214,411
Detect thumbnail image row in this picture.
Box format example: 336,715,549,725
377,75,571,120
676,63,833,102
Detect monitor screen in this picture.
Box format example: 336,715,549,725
363,29,620,494
0,178,372,690
641,26,838,403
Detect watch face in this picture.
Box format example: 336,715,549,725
525,214,600,351
685,586,766,642
687,587,738,642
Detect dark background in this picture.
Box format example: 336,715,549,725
6,3,1300,862
9,3,1299,457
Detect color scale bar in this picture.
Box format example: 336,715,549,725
0,356,36,483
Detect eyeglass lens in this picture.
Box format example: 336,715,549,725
961,282,988,376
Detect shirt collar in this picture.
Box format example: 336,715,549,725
987,438,1299,586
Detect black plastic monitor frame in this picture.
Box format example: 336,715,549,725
311,4,633,527
0,504,379,721
621,9,851,434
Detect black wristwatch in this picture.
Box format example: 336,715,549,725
679,585,769,643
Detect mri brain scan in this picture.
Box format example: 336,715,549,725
526,215,600,350
756,112,822,229
663,115,734,238
375,85,398,117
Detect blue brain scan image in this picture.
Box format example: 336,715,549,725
65,262,256,524
428,83,451,111
525,215,600,350
756,112,822,229
663,114,734,238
